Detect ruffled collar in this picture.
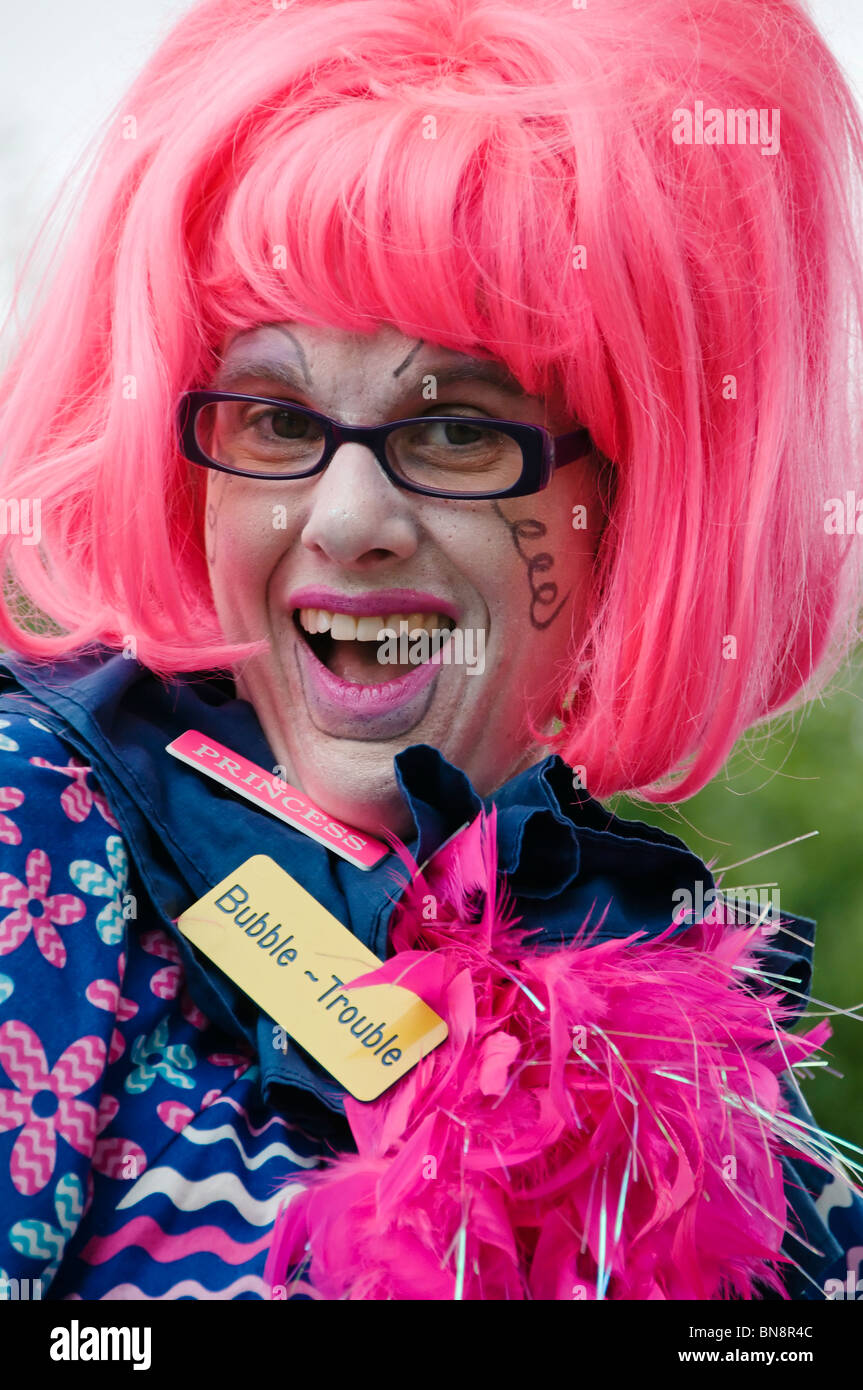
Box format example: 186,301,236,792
0,648,813,1118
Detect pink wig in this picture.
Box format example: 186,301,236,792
0,0,861,800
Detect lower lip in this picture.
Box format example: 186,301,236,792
293,629,443,739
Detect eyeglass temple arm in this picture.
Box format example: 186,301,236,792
552,427,593,469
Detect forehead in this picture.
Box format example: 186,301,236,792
215,322,526,395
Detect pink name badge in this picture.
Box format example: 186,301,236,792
165,730,389,871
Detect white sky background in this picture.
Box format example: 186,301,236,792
0,0,861,329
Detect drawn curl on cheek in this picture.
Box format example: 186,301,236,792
492,503,571,631
205,476,228,567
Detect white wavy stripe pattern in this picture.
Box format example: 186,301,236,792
181,1120,320,1170
209,1094,321,1143
115,1168,305,1225
64,1273,271,1300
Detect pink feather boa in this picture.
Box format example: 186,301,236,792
264,808,835,1300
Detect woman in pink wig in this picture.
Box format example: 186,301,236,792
0,0,860,1301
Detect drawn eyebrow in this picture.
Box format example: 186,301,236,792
416,361,527,395
273,326,312,384
211,357,308,392
392,334,524,394
392,339,424,377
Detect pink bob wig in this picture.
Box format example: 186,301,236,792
0,0,861,802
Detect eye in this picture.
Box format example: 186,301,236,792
388,411,521,490
194,398,325,473
244,405,315,439
419,418,487,446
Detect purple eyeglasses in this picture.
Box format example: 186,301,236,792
177,390,592,500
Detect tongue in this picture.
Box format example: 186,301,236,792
326,639,416,684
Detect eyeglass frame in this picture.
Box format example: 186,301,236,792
177,389,593,500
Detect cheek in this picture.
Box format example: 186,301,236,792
490,499,590,640
206,476,295,613
484,480,600,724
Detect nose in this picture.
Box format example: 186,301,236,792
299,441,421,569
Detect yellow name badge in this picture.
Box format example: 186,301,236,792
176,855,448,1102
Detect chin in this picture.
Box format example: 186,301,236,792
293,746,417,841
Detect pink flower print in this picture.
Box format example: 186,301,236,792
85,965,138,1064
0,1020,105,1195
0,787,24,846
207,1051,253,1081
96,1092,119,1130
140,929,183,1000
0,849,86,969
28,755,119,829
180,990,209,1031
157,1100,195,1133
155,1090,219,1129
91,1092,147,1181
140,930,207,1024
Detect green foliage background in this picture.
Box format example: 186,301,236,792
611,650,863,1153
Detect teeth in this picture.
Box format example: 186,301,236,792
330,613,358,640
297,608,453,638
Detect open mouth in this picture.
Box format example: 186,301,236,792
293,608,456,684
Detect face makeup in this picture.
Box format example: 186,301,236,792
205,322,602,836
